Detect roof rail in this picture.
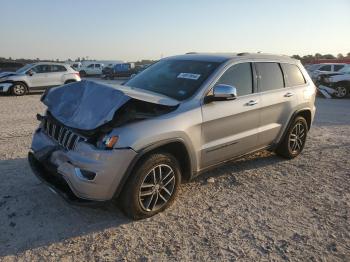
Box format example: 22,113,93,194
186,52,197,54
237,52,250,56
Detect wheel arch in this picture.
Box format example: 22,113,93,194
334,81,350,89
276,108,312,149
113,138,195,199
11,81,29,94
13,81,29,90
64,79,77,84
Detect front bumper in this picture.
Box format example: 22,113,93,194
29,129,137,201
0,82,13,93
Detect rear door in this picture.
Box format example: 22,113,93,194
201,62,261,168
255,62,304,147
49,65,67,85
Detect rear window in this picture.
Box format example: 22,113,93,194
256,62,284,92
281,63,306,86
334,65,344,71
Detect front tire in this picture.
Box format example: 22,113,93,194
333,86,348,98
11,83,27,96
275,116,308,159
120,153,181,219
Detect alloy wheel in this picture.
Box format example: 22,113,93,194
13,84,26,95
139,164,176,212
289,122,306,154
334,86,347,98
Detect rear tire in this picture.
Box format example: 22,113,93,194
275,116,308,159
11,83,27,96
79,70,86,77
119,153,181,220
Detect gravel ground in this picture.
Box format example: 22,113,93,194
0,88,349,261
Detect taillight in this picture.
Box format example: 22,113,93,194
75,72,80,78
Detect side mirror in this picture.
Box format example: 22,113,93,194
206,84,237,103
26,70,34,76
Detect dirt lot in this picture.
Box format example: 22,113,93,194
0,89,349,261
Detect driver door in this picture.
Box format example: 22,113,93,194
201,62,261,168
26,64,51,89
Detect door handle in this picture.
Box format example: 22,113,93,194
284,92,294,97
246,100,258,106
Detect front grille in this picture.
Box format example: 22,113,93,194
43,118,87,151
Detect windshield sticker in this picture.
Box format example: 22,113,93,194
177,73,201,80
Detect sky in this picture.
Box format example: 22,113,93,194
1,0,349,61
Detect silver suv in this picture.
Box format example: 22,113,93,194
0,62,81,96
28,53,316,219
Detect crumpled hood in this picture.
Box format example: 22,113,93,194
43,80,178,130
0,72,20,79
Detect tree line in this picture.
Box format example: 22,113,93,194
292,52,350,64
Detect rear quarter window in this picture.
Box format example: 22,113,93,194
51,65,67,72
281,63,306,86
334,65,344,71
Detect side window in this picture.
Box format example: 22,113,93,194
95,64,101,68
87,64,94,68
318,65,331,71
334,65,344,71
51,65,67,72
31,65,50,73
256,62,284,92
217,63,253,96
281,63,306,86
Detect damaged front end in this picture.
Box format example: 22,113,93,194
29,80,178,202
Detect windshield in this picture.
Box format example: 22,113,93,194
16,64,34,73
125,60,220,100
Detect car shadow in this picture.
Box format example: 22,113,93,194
0,150,286,257
0,157,131,257
193,150,287,184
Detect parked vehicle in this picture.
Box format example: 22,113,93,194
308,63,346,81
101,63,119,79
319,65,350,98
0,62,80,96
79,63,104,77
71,62,82,71
28,53,316,219
103,63,136,79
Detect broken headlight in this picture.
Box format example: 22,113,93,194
99,135,119,149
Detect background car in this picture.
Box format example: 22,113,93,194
320,65,350,98
308,63,347,82
79,63,104,77
103,63,136,79
0,62,80,96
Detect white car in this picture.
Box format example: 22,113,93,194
309,63,346,81
0,63,81,96
322,65,350,98
79,63,104,77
